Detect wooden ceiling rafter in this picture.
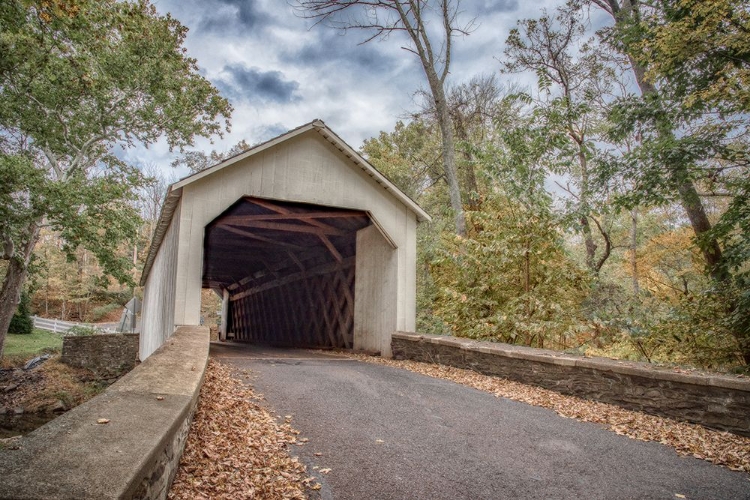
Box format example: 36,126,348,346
216,225,307,251
217,211,364,224
219,219,346,237
230,257,355,302
243,197,348,262
203,197,371,290
287,251,306,272
318,234,343,262
225,245,334,292
258,257,281,279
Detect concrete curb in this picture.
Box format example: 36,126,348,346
0,326,209,500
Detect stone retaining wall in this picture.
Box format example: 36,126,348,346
392,332,750,437
0,326,209,500
62,333,140,378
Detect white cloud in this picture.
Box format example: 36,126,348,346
129,0,569,179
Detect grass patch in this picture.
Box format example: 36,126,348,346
2,329,63,368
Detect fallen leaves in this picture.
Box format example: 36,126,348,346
0,357,113,414
349,354,750,474
168,360,318,499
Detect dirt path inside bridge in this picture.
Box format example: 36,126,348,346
210,342,750,500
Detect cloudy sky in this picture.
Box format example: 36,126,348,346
133,0,608,178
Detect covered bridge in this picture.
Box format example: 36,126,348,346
139,120,430,360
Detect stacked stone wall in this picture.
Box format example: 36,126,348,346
392,332,750,437
62,333,139,378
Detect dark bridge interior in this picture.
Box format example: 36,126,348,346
202,197,371,347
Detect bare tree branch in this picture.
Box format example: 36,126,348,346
294,0,475,234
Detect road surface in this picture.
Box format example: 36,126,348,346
211,342,750,500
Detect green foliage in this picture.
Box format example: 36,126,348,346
708,182,750,352
361,120,442,201
0,0,232,345
0,0,231,281
631,0,750,114
171,139,251,174
352,2,749,370
0,154,45,255
0,0,232,154
503,5,628,274
596,0,750,360
8,291,33,335
589,291,742,370
65,325,97,337
430,194,591,349
587,225,746,369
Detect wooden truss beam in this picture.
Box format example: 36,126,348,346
218,211,364,224
219,219,346,236
216,225,308,251
243,197,347,261
230,257,355,301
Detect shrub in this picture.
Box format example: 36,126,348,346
430,195,592,350
65,325,97,337
9,291,34,335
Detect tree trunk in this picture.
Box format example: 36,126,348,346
524,236,531,321
453,120,481,211
581,216,597,272
392,0,466,236
675,179,725,280
630,208,640,295
0,222,40,358
613,3,723,279
433,84,466,235
576,149,605,274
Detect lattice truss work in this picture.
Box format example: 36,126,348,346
202,197,370,347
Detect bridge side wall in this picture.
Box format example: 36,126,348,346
229,261,357,348
141,203,181,360
354,225,398,356
0,326,209,500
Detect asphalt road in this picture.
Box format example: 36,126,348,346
210,342,750,500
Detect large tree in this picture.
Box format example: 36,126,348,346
0,0,231,356
295,0,473,235
592,0,750,361
590,0,725,279
504,6,621,274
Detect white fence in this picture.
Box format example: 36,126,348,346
32,316,123,334
32,316,89,334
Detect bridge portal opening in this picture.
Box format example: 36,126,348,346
202,196,371,348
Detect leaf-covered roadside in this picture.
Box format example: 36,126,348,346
168,360,317,500
350,354,750,474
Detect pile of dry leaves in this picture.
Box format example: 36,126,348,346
350,354,750,474
168,360,317,499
